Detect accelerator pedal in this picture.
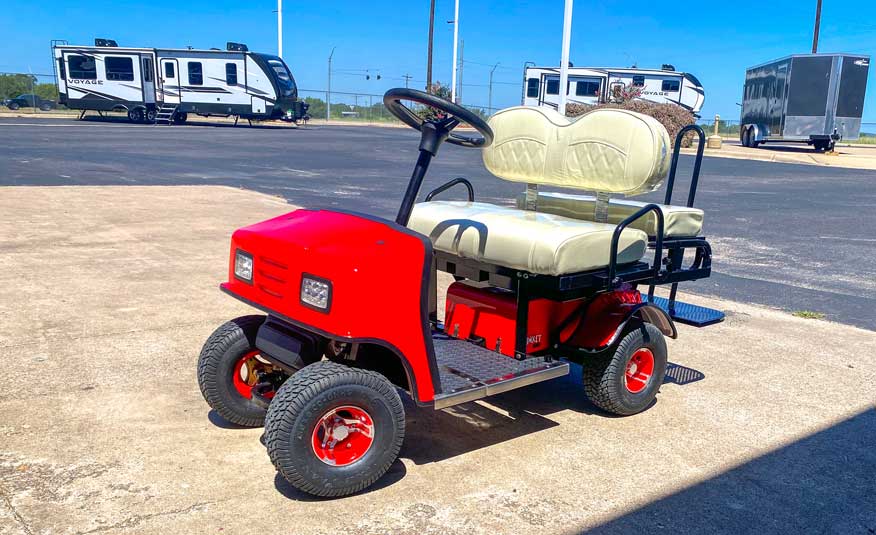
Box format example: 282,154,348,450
645,295,724,327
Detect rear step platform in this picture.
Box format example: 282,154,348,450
645,295,725,327
432,332,569,409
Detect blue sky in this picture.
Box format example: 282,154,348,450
1,0,874,121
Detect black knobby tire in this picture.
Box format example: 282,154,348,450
197,315,269,427
265,361,405,498
582,322,668,416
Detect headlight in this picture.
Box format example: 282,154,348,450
234,249,253,283
301,275,332,311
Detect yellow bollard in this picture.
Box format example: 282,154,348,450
707,114,723,149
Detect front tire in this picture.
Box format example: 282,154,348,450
582,323,668,416
8,102,20,111
265,361,405,498
197,315,273,427
127,108,143,123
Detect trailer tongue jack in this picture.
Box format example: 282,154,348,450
197,88,723,498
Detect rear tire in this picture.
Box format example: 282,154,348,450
265,361,405,498
582,323,668,416
145,108,157,122
197,315,271,427
39,103,52,111
127,108,143,123
174,112,188,124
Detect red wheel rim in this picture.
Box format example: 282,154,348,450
231,350,273,400
625,348,655,394
311,405,375,467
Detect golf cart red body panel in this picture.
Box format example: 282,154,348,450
220,208,438,402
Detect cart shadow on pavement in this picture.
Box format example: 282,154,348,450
398,361,705,466
78,115,298,129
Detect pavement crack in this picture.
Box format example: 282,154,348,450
0,483,35,535
76,501,214,534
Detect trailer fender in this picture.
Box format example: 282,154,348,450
569,302,677,352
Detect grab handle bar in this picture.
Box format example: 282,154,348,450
424,177,474,202
608,204,665,285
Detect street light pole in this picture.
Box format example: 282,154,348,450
426,0,435,92
488,62,499,114
277,0,283,58
326,47,335,122
812,0,823,53
450,0,460,103
558,0,573,116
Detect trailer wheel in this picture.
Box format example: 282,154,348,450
127,108,143,123
265,361,405,498
197,315,276,427
582,322,668,416
173,112,188,124
145,108,157,123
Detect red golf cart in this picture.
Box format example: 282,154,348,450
197,89,722,497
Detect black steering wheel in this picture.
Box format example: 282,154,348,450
383,88,494,148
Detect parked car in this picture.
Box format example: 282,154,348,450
6,94,56,111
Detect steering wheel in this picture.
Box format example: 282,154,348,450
383,88,494,148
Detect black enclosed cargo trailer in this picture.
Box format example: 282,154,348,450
740,53,870,151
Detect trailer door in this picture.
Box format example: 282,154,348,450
141,54,156,104
159,58,181,105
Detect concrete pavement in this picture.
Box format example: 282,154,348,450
1,186,873,534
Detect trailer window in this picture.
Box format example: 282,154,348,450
226,63,238,85
526,78,540,98
164,62,175,78
188,62,203,86
575,81,600,96
632,75,645,87
142,58,153,82
57,58,66,81
105,57,134,81
661,79,680,92
68,55,97,80
546,79,559,95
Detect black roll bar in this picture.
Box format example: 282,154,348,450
664,124,706,208
424,178,475,202
608,204,665,285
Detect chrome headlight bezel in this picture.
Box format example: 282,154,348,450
300,274,332,312
234,249,254,284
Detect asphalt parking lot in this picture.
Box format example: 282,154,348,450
1,186,873,534
2,117,875,330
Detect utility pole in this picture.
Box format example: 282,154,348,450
457,39,464,104
426,0,435,92
488,62,499,114
402,74,412,88
812,0,823,53
326,47,335,122
558,0,573,116
277,0,283,58
450,0,460,103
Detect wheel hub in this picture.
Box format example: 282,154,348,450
624,348,655,394
311,405,374,467
231,350,274,399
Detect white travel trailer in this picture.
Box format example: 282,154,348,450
523,65,705,114
52,39,309,124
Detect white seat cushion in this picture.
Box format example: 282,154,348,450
482,106,671,195
516,192,704,238
408,201,648,276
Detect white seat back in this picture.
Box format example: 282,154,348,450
482,106,671,196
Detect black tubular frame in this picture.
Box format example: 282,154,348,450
665,124,705,207
425,177,475,202
607,203,665,284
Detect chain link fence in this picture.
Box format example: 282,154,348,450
0,72,75,114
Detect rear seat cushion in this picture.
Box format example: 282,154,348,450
482,106,671,195
408,201,648,276
516,192,704,238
